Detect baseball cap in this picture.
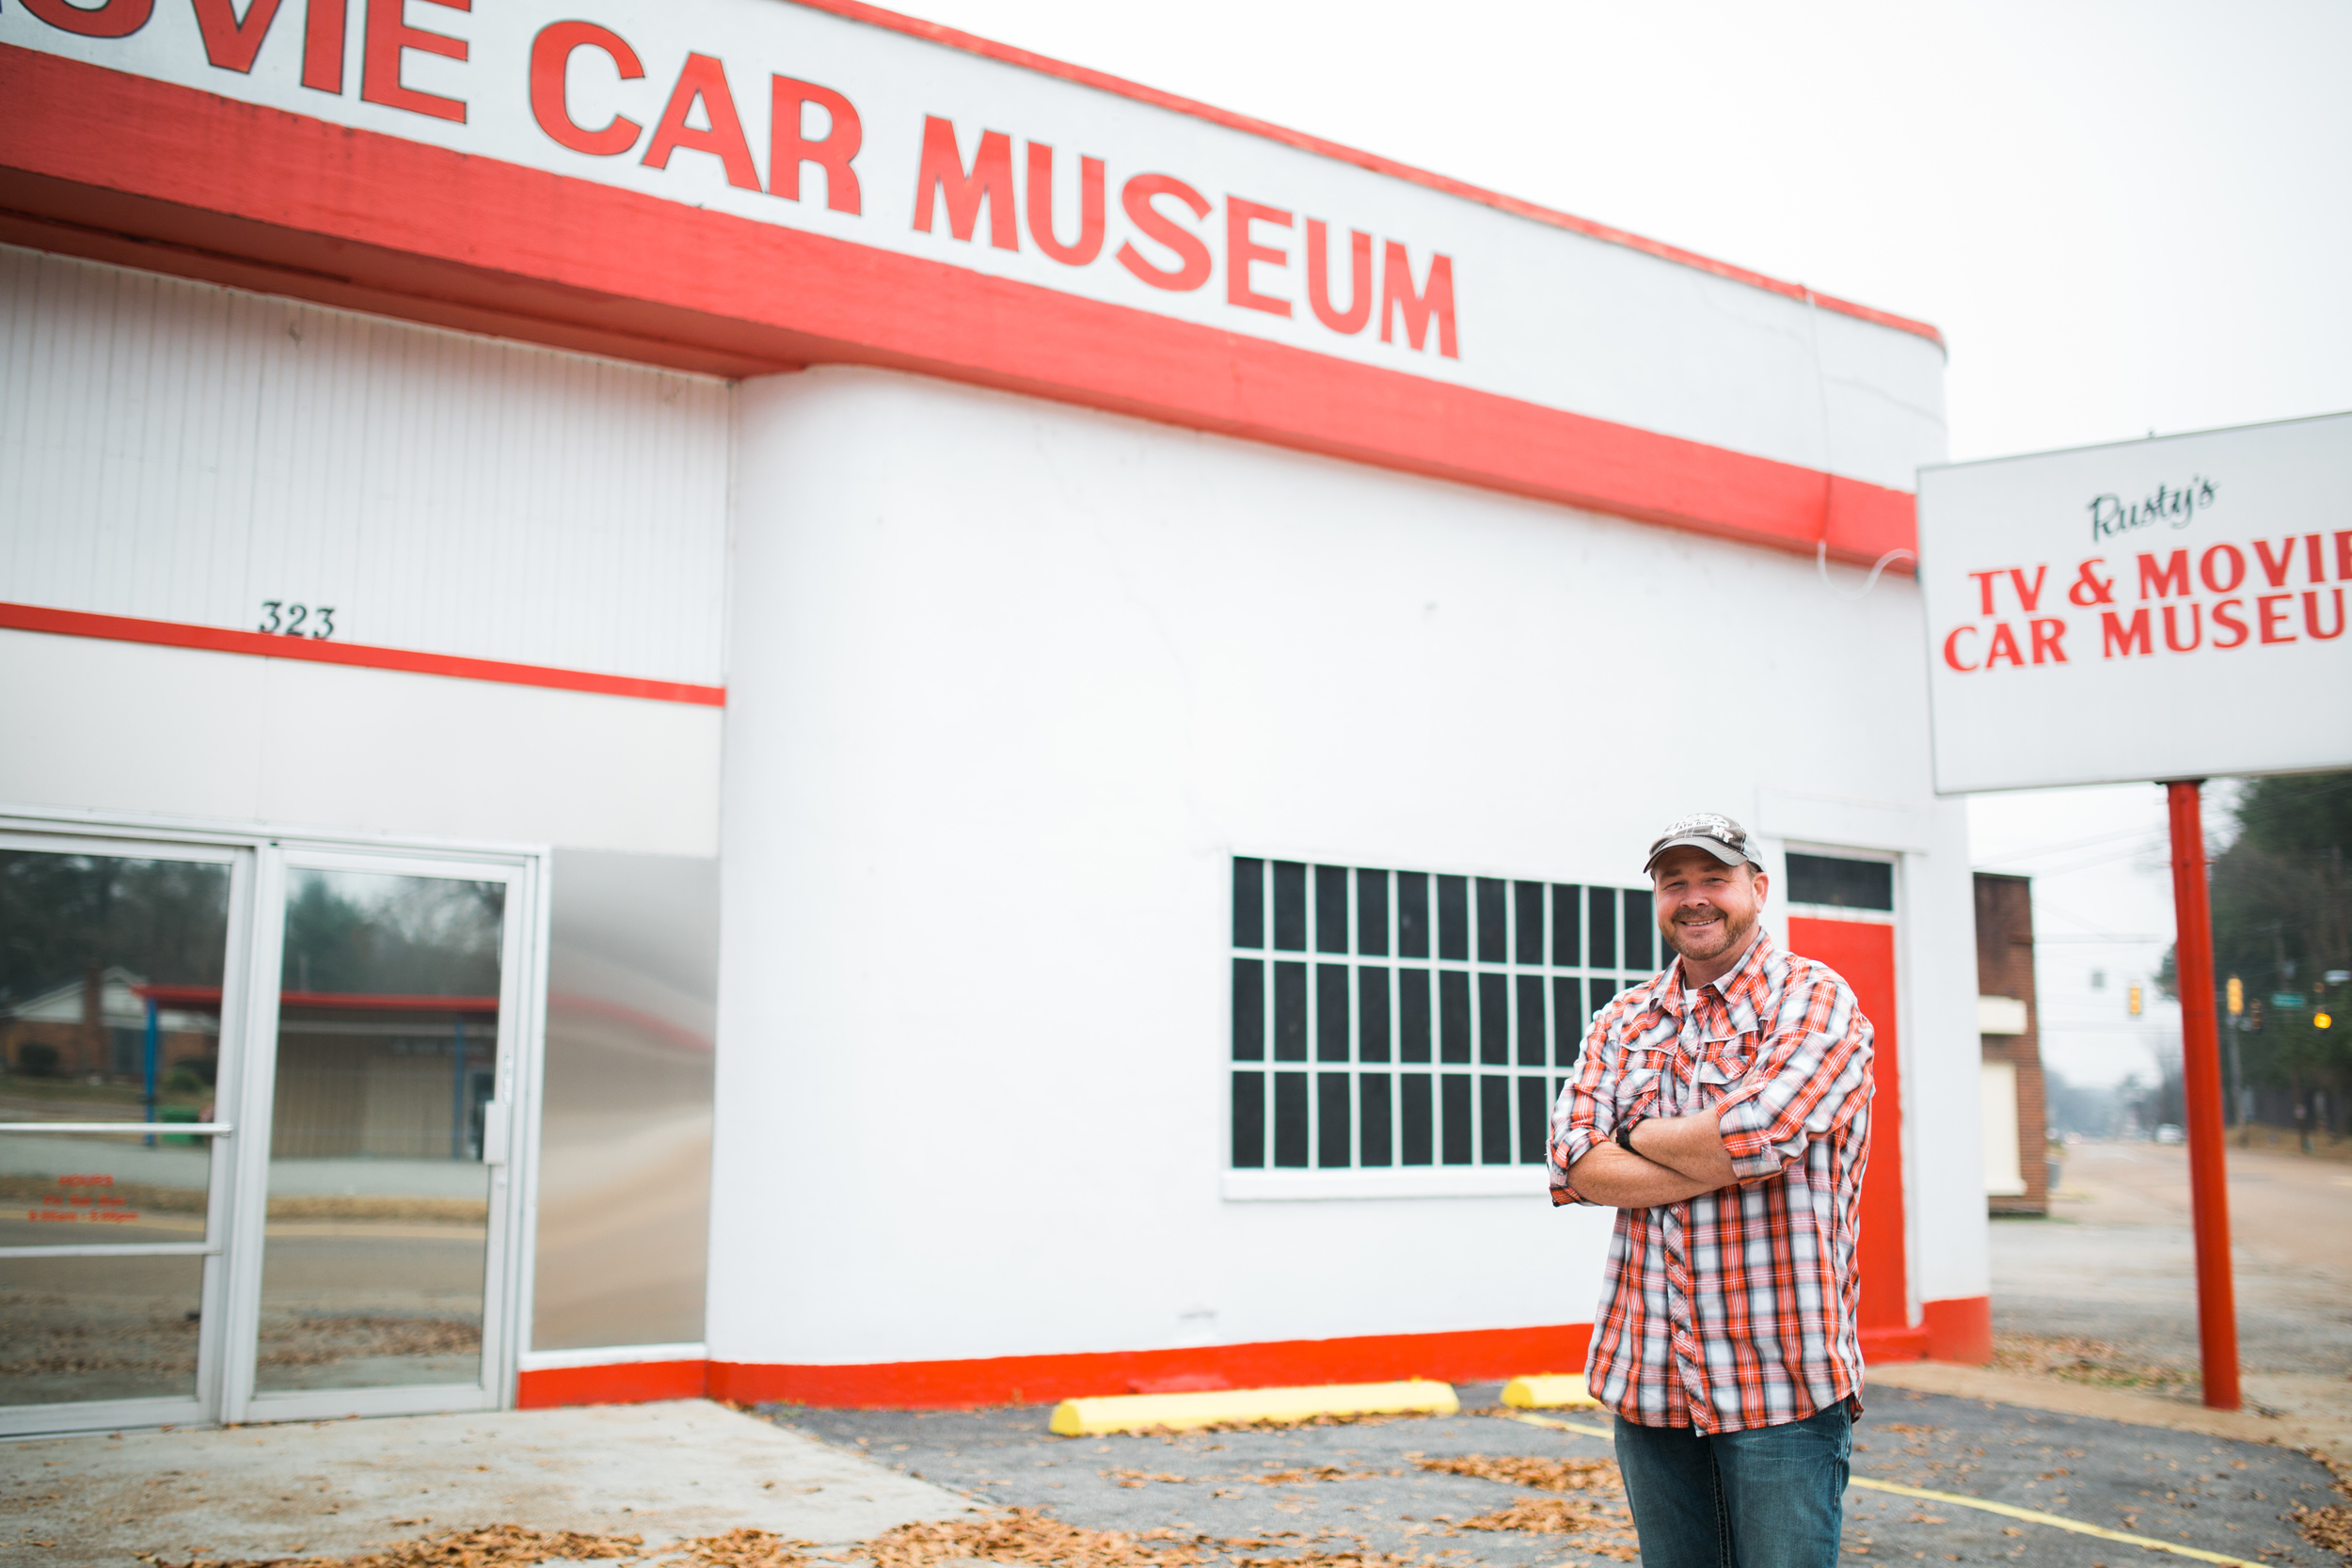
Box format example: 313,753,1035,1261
1644,813,1765,875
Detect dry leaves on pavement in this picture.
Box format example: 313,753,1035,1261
1410,1454,1623,1496
1408,1454,1637,1562
1103,1464,1385,1490
1457,1497,1609,1534
1103,1469,1191,1488
1105,1412,1418,1437
1454,1499,1639,1562
141,1524,649,1568
864,1506,1201,1568
2293,1502,2352,1558
1989,1334,2197,1393
668,1528,821,1568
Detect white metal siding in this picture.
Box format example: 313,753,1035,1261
0,245,732,687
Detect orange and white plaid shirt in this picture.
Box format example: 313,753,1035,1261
1548,927,1872,1434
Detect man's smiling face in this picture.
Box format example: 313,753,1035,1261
1651,845,1770,971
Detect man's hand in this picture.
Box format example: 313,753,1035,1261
1565,1106,1738,1208
1628,1106,1739,1190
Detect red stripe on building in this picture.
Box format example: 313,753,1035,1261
0,602,726,706
0,48,1917,570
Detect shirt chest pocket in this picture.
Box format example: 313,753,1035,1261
1691,1054,1752,1098
1616,1050,1672,1104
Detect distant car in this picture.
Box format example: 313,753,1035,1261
2154,1123,2185,1145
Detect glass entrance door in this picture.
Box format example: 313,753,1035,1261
0,836,247,1435
1,822,535,1434
223,852,524,1423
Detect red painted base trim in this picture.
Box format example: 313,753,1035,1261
516,1311,1987,1410
0,48,1916,571
517,1358,710,1409
517,1324,1595,1412
1921,1295,1994,1365
1859,1325,1930,1365
0,601,725,706
713,1323,1594,1408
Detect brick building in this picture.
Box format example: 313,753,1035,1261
1975,872,2048,1215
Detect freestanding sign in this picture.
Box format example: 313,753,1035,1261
1919,412,2352,797
1918,410,2352,1411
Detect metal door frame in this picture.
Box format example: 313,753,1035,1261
0,806,547,1435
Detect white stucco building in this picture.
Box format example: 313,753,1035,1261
0,0,1987,1433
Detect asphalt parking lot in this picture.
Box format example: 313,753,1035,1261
765,1382,2349,1567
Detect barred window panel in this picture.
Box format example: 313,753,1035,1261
1230,857,1661,1170
1232,1071,1265,1167
1360,1073,1393,1166
1401,1072,1433,1164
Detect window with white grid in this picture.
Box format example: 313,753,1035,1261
1230,858,1661,1169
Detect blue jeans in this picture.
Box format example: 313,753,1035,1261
1613,1402,1852,1568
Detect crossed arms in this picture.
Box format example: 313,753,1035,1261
1565,1108,1739,1206
1549,965,1872,1211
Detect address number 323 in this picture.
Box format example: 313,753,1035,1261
258,601,336,640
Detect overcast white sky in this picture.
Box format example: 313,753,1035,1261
909,0,2350,1088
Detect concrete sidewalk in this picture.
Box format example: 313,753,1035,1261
2,1401,974,1567
1872,1357,2352,1470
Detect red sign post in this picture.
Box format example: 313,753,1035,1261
2165,779,2239,1411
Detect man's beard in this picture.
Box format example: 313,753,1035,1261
1662,901,1757,964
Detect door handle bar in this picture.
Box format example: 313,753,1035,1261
0,1123,233,1134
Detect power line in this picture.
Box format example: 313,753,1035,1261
1972,822,2167,867
1971,771,2351,873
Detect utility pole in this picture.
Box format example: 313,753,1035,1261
2227,1018,2247,1144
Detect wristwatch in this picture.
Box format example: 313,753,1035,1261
1614,1116,1644,1156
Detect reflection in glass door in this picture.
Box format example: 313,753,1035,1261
0,841,244,1433
248,864,512,1406
2,819,537,1435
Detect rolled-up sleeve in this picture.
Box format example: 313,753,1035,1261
1548,1004,1627,1206
1713,965,1873,1183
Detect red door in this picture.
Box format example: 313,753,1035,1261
1784,916,1912,1348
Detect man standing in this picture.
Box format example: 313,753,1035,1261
1549,814,1874,1568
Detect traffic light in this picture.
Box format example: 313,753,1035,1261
2128,984,2142,1017
2320,1012,2336,1030
2226,975,2243,1017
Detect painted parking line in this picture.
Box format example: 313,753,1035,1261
1497,1410,2265,1568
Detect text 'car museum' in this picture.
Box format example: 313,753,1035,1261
0,0,1988,1433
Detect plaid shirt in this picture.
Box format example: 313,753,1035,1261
1548,927,1872,1434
